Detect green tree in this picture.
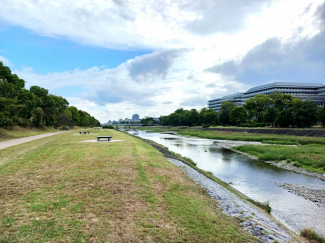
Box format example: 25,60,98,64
67,106,80,126
219,101,236,125
230,106,247,126
31,107,43,127
263,107,279,127
244,94,271,122
316,105,325,127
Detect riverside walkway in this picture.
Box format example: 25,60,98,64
0,131,67,150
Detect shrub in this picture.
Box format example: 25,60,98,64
202,124,210,128
301,228,325,243
265,201,272,214
19,119,31,127
102,125,114,129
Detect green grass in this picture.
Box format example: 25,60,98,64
0,128,257,242
234,144,325,173
0,126,59,142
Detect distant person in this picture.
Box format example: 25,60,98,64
66,126,69,131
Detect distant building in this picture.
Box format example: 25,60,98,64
132,114,140,122
125,118,132,123
208,82,325,111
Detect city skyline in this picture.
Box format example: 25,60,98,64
1,1,324,122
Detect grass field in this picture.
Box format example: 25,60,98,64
234,144,325,173
0,129,257,242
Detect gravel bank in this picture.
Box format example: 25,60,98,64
168,158,295,243
279,183,325,207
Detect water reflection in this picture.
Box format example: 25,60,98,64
131,130,325,236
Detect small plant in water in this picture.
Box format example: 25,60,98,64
265,201,272,214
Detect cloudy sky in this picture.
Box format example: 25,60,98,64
0,0,324,122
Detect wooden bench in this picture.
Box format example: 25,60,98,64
80,131,90,134
97,136,112,141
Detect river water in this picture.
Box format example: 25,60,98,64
130,130,325,236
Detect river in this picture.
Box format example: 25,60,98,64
129,130,325,236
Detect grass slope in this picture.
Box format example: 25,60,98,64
0,126,58,142
0,129,256,242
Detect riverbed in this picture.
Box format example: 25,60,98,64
129,130,325,237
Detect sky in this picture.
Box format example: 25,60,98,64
0,0,324,123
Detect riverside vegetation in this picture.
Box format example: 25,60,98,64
0,129,258,242
140,127,325,174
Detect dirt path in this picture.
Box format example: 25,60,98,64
0,131,67,150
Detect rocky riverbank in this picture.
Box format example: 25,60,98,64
279,183,325,207
168,158,295,243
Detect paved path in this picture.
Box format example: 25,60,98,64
0,132,67,150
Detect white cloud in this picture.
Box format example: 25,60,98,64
2,0,325,122
0,55,13,67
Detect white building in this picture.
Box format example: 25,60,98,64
208,82,325,111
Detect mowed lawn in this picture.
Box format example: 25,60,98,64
0,129,256,242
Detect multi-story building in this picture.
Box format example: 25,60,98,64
132,114,140,122
208,82,325,111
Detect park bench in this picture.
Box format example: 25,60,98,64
97,136,112,141
79,131,90,134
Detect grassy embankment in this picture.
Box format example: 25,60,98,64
0,126,60,142
0,129,257,242
141,127,325,174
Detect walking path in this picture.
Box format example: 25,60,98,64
0,131,67,150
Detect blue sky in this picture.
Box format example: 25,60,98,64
0,25,151,74
0,0,324,122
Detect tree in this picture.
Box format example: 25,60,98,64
200,108,219,125
316,105,325,127
184,109,199,126
219,101,236,125
291,100,317,128
167,112,180,126
244,94,271,122
31,107,43,127
68,106,80,126
263,107,279,127
269,92,292,111
230,106,247,126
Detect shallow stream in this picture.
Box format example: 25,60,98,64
130,130,325,236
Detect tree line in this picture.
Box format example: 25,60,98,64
155,92,325,128
0,62,100,129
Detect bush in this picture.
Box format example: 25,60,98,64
102,125,114,129
240,123,266,127
19,119,31,127
202,124,210,128
301,228,325,243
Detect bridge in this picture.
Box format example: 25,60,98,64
115,124,143,130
